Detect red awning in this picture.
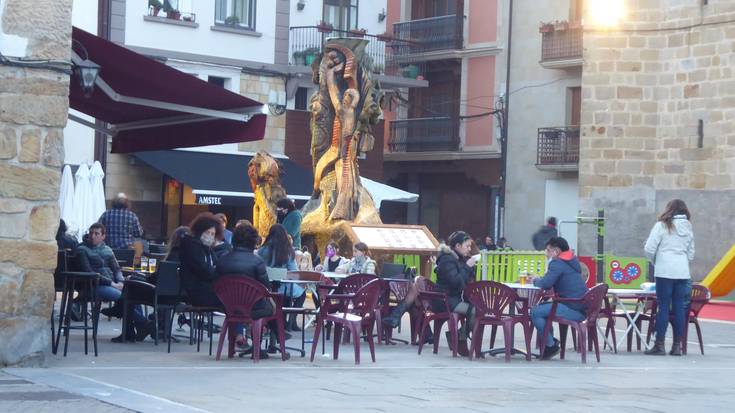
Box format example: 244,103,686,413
69,27,267,153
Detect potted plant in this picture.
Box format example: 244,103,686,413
163,0,180,20
225,15,240,26
317,21,333,33
292,50,305,66
402,64,419,79
303,47,320,66
182,14,194,22
554,20,569,31
349,28,367,38
376,32,393,42
539,22,554,33
149,0,162,16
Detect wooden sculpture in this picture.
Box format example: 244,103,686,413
248,151,287,240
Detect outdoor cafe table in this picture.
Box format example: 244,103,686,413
274,279,318,357
606,288,657,351
484,282,542,358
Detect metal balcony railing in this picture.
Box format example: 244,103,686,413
537,127,580,166
388,117,460,153
541,27,583,62
288,26,425,79
392,15,463,56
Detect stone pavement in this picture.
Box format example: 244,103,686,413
4,314,735,413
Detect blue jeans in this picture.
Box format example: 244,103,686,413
96,285,146,325
655,277,688,340
531,302,586,347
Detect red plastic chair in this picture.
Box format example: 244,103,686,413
540,283,608,363
213,276,287,363
380,279,419,345
464,281,533,362
645,284,710,355
309,278,383,364
415,278,466,357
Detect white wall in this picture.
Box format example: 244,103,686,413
125,1,277,63
289,0,387,34
544,178,579,252
72,0,98,33
63,0,99,166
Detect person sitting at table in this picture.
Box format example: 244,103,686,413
217,222,287,358
56,219,78,250
164,226,189,263
258,224,306,333
314,241,348,272
295,247,314,271
528,236,588,360
433,230,479,357
75,222,148,342
336,242,377,274
180,213,222,309
381,273,434,344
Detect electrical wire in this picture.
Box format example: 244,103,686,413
0,52,73,75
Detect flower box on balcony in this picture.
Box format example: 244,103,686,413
539,22,554,33
317,21,333,33
554,21,569,31
377,33,393,42
149,0,162,16
349,29,367,38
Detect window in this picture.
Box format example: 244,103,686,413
215,0,256,30
208,76,227,88
323,0,358,31
295,87,309,110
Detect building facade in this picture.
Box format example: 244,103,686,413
579,0,735,278
504,0,583,251
64,0,417,241
382,0,504,241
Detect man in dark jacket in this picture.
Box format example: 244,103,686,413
530,236,588,359
532,217,558,250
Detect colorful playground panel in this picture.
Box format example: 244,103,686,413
702,243,735,298
603,255,647,289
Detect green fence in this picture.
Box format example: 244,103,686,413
476,250,547,282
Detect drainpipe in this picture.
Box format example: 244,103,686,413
498,0,513,238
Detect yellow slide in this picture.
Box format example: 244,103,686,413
701,243,735,298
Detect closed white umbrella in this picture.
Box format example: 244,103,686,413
90,161,106,226
59,165,75,232
361,177,419,209
72,163,93,235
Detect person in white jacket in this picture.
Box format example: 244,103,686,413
643,199,695,356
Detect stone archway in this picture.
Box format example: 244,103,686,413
0,0,74,366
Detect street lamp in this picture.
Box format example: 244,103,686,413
267,90,287,116
74,58,101,96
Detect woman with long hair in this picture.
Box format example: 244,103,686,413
165,226,189,263
258,224,305,333
644,199,695,356
314,241,348,272
338,242,376,274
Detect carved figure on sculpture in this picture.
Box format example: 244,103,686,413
301,37,384,256
248,151,287,240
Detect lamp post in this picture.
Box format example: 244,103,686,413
74,58,101,96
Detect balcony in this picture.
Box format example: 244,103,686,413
540,25,583,69
392,15,463,58
388,117,460,154
289,26,424,78
536,127,580,171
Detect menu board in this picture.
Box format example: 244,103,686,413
348,224,438,252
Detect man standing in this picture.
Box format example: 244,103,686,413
532,216,558,251
98,193,143,249
276,198,302,249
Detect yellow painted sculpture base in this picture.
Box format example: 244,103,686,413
301,186,382,256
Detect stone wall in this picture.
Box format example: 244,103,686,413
0,0,74,365
579,0,735,278
237,73,286,154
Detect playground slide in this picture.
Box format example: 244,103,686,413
701,243,735,298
